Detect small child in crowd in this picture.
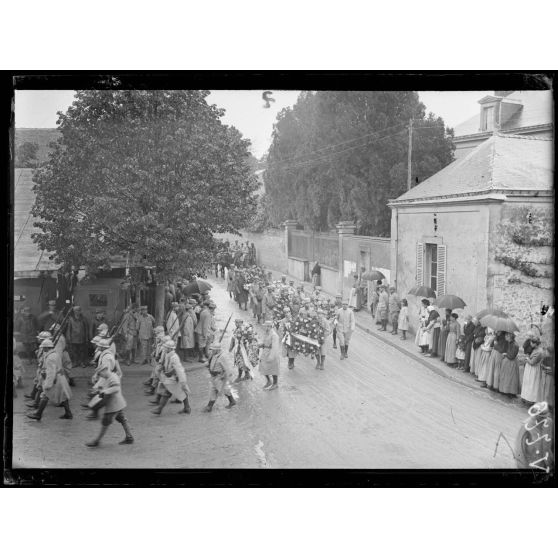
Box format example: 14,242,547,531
398,299,409,340
455,334,466,369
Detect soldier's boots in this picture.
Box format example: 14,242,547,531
345,345,349,358
59,400,73,419
204,400,216,413
178,396,191,414
319,356,325,370
26,397,48,421
151,395,170,415
340,347,345,360
225,395,236,409
86,425,109,447
117,416,134,444
149,394,162,406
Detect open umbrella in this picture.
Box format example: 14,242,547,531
362,270,385,282
183,279,213,295
408,285,436,298
480,315,519,333
475,308,509,320
434,294,466,309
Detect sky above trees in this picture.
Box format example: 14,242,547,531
15,90,491,158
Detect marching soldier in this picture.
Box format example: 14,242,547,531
331,293,342,349
85,350,134,447
146,332,170,397
195,301,213,362
26,338,73,421
316,308,331,370
144,325,165,390
24,331,52,406
278,306,297,370
86,338,119,420
336,300,356,360
259,320,281,390
204,341,236,412
151,339,191,416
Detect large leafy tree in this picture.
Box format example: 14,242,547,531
32,90,258,280
264,91,455,235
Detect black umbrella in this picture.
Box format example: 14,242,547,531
362,270,385,282
434,294,467,309
183,279,213,295
408,286,436,298
475,308,509,320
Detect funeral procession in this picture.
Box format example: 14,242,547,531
11,87,554,473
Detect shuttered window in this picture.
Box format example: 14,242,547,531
437,244,447,296
416,242,424,285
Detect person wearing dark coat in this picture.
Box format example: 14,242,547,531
311,262,321,287
437,309,452,361
234,273,249,310
462,315,476,372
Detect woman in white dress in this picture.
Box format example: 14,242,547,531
521,336,544,404
415,298,430,353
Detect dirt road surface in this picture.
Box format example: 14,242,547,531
12,277,528,469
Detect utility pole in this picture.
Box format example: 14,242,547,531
407,118,413,191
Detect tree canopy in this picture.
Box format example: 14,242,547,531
32,90,258,280
263,91,455,235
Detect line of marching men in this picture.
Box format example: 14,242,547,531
20,301,241,447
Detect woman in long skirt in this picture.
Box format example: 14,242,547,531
498,332,520,396
476,328,495,386
520,337,544,404
486,331,507,390
470,322,485,376
424,306,440,357
444,313,461,366
415,299,430,351
437,309,451,361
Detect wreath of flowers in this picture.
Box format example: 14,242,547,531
289,315,325,358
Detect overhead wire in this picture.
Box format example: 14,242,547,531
271,128,408,173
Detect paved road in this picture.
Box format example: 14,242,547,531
12,277,528,469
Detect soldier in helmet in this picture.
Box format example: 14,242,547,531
27,338,73,421
204,341,236,412
151,339,191,416
144,325,165,391
24,331,52,406
85,341,134,447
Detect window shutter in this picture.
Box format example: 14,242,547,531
416,242,424,285
437,244,447,296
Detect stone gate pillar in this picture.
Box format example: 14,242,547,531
283,220,299,272
336,221,356,297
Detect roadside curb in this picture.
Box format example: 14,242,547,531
354,320,481,392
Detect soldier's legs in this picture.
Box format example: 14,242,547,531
27,393,48,420
332,327,337,348
86,411,115,447
115,411,134,444
151,386,171,415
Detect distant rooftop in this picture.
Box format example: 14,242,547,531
14,168,59,276
453,90,553,138
391,134,553,205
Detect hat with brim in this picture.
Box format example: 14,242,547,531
40,339,54,349
163,339,176,350
37,331,52,340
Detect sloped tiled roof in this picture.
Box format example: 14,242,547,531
453,90,553,138
14,168,59,275
392,134,553,204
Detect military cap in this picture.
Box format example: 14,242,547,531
40,339,54,349
37,331,52,340
163,339,176,350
